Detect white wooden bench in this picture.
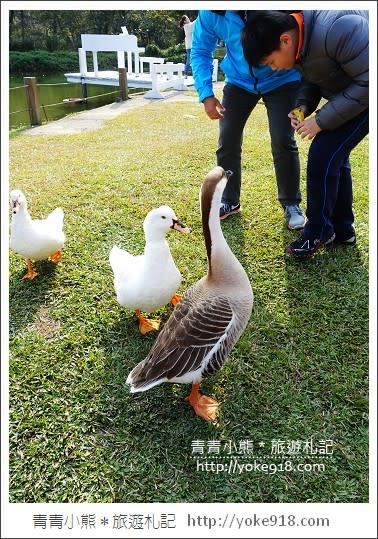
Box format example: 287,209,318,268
79,34,145,77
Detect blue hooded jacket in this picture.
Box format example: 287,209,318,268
191,10,301,102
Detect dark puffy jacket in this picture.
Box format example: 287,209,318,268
295,10,368,130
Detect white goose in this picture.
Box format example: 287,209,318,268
127,167,254,421
9,189,65,279
109,205,191,334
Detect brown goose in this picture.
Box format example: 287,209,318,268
126,166,254,421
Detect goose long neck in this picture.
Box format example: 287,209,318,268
201,178,234,280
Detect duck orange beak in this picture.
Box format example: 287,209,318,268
11,199,20,214
171,219,192,234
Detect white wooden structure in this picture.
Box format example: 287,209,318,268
78,33,145,77
64,31,219,99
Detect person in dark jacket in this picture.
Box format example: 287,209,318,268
191,10,306,230
241,10,369,256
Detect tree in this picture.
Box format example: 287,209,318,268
9,10,198,52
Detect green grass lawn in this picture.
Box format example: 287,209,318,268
8,91,369,503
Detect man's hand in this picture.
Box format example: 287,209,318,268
203,96,226,119
289,106,321,139
295,117,322,140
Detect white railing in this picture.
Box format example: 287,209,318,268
144,58,219,99
144,63,186,99
139,56,165,74
74,31,219,99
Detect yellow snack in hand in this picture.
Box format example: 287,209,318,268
292,108,304,122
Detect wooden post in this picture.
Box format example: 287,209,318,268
24,77,41,126
118,67,128,101
81,77,88,100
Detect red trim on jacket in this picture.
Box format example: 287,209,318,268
291,12,304,60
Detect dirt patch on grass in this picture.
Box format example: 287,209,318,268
31,305,61,340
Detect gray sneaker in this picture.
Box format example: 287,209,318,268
219,202,241,220
285,204,306,230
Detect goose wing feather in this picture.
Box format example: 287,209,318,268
128,287,235,390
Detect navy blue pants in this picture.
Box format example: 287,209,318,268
217,82,301,208
304,110,369,240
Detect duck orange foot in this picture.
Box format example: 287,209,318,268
48,250,62,263
186,383,219,422
135,309,161,334
23,258,38,280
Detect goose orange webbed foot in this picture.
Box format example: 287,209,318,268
48,250,62,263
171,294,182,307
23,259,38,280
135,309,161,335
185,383,219,422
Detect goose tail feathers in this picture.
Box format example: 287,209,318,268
126,362,166,393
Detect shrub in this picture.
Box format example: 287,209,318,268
143,42,186,64
10,51,79,76
9,50,118,77
144,43,161,57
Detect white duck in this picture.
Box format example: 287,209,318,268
109,205,191,334
9,189,65,279
126,167,254,421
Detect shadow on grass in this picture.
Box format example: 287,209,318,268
282,230,369,502
97,311,219,502
9,259,60,337
94,214,369,503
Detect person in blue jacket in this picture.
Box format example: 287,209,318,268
241,10,369,256
191,10,305,230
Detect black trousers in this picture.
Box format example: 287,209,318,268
304,109,369,240
216,82,301,207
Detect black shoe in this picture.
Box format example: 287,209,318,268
219,202,241,220
287,232,336,257
334,230,356,246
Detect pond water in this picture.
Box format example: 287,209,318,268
9,74,146,131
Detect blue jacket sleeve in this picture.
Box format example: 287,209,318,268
191,11,219,102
